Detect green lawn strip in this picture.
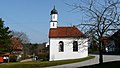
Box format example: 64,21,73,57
0,56,95,68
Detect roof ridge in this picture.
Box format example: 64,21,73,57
58,26,76,28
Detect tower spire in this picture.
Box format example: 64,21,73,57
54,5,55,9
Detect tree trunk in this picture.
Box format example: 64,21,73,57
99,41,103,64
99,49,103,64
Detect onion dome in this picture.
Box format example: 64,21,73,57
50,6,58,15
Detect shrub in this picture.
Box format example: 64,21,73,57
9,55,17,62
37,53,49,61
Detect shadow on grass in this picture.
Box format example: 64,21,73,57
78,61,120,68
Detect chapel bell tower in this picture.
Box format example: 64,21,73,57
50,6,58,28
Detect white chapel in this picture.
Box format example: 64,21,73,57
48,6,88,61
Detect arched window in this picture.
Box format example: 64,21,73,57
73,41,78,51
53,23,54,27
59,41,64,52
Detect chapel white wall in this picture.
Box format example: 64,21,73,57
49,38,88,61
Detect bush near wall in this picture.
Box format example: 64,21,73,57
37,53,49,61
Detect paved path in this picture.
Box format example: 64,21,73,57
45,54,120,68
20,58,32,62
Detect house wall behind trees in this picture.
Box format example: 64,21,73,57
49,38,88,61
111,30,120,54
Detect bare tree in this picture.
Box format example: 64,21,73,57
66,0,120,64
11,31,30,44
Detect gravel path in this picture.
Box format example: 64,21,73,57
20,58,32,62
45,54,120,68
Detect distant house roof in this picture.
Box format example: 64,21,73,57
11,38,23,51
101,36,114,47
4,52,13,56
101,36,110,40
49,26,84,38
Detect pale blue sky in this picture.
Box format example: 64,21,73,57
0,0,83,43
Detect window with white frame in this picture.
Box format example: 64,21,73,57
59,41,64,52
73,41,78,52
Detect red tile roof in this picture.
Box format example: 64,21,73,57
49,26,84,38
4,52,12,56
11,38,23,51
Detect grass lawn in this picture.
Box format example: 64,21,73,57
0,56,95,68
